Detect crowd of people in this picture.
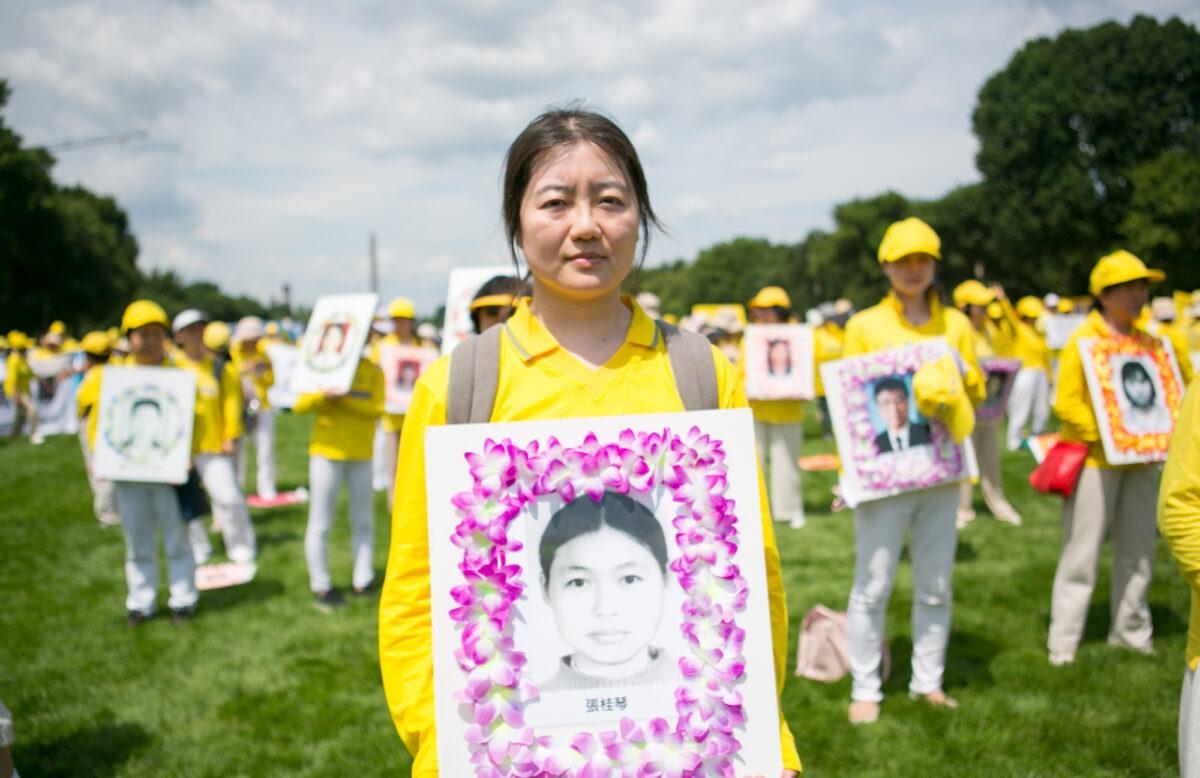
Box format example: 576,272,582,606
4,106,1200,776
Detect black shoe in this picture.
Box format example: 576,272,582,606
351,582,375,597
127,610,152,628
170,605,197,625
314,589,347,612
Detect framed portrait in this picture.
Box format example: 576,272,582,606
442,266,513,356
378,342,438,414
93,366,196,485
1077,335,1184,465
263,342,300,410
425,409,784,777
820,339,978,508
291,293,378,395
1045,314,1087,350
977,357,1021,424
743,324,816,401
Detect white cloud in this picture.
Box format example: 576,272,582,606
1,0,1196,315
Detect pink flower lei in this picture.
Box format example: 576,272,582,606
449,426,749,777
836,342,967,493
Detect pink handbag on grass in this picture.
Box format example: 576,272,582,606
794,605,891,683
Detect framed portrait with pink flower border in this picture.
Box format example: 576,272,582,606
425,409,784,777
820,339,978,508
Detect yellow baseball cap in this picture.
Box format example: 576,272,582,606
748,286,791,309
469,294,515,311
8,332,31,349
121,300,169,333
1056,299,1074,314
265,321,280,336
204,321,231,351
1088,250,1164,296
1016,296,1044,319
912,354,975,443
388,297,416,319
49,320,66,335
952,280,995,308
81,331,112,355
986,302,1004,320
878,217,941,263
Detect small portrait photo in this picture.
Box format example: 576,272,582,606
293,293,377,393
395,359,422,391
124,397,167,461
315,319,350,357
1114,355,1172,434
866,374,931,454
765,338,793,377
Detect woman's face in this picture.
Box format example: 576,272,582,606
129,324,166,364
1124,366,1154,408
518,142,639,303
544,525,665,670
1099,279,1149,328
749,307,782,324
767,340,790,373
882,253,936,298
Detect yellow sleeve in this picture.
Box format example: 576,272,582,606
338,363,385,419
953,320,987,407
220,363,244,442
292,392,321,415
841,315,869,358
3,354,16,397
379,370,445,777
713,344,802,772
1053,338,1099,442
1168,327,1194,385
1159,380,1200,590
260,350,276,390
76,367,101,418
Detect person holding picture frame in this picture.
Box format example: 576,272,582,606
1047,250,1166,666
842,217,986,724
379,105,801,777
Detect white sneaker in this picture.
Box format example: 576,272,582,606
789,516,806,529
31,432,45,445
1049,651,1075,666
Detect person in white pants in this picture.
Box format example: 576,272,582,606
293,355,384,610
230,317,277,500
842,217,987,724
174,309,257,565
75,332,120,526
1002,296,1052,451
101,300,201,625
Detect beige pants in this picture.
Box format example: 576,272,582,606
957,422,1020,523
1047,465,1159,658
754,420,804,523
1182,667,1200,777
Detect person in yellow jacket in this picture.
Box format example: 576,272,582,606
379,108,801,777
747,285,807,528
294,354,384,610
4,332,37,441
952,280,1022,527
1145,296,1194,385
1048,250,1165,665
79,300,200,625
75,331,120,526
173,310,257,565
230,316,277,500
1159,377,1200,775
998,294,1052,450
843,217,986,724
368,297,426,511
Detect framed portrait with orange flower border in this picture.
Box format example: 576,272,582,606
1078,335,1184,465
424,409,785,777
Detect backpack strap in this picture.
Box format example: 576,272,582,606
657,320,719,411
446,324,504,424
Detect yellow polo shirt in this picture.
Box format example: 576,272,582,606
813,322,844,398
4,352,32,398
1159,379,1200,669
842,291,987,406
230,342,274,411
998,299,1051,373
293,359,384,461
378,297,801,776
176,353,244,455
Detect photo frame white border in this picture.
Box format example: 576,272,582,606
93,366,195,485
291,293,378,394
743,323,816,401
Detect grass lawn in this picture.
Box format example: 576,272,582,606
0,411,1187,776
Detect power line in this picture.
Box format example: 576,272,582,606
42,130,148,152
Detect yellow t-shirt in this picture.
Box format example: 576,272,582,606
4,352,33,397
1053,310,1162,469
293,359,384,461
378,298,801,777
842,291,987,406
813,321,845,397
999,299,1051,373
230,342,275,411
1159,379,1200,669
177,353,244,455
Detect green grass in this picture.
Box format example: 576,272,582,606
0,411,1187,776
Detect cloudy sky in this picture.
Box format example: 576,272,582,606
2,0,1196,313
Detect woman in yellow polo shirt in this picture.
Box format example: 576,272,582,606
379,108,800,777
747,286,807,528
843,217,986,724
1048,250,1165,666
1000,295,1052,450
231,317,277,500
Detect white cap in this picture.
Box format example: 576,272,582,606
416,322,439,341
805,308,824,326
233,316,265,343
1043,293,1060,308
172,309,209,333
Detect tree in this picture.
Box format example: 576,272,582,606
1120,150,1200,293
972,15,1200,292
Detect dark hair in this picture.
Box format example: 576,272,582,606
131,398,162,414
502,103,661,274
1120,360,1156,407
470,275,529,334
874,376,908,398
539,491,668,588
